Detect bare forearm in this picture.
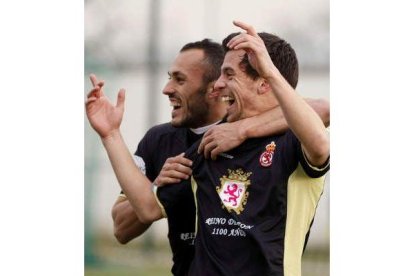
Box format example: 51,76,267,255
112,198,152,244
240,98,329,139
268,72,329,166
240,108,287,139
102,131,162,223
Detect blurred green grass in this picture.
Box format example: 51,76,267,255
85,266,169,276
85,234,328,276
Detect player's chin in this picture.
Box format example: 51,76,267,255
170,117,184,127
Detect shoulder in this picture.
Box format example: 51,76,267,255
142,122,184,142
146,122,177,136
136,123,178,154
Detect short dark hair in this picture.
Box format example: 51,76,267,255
181,39,225,86
222,32,299,88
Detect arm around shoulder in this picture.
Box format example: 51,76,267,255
305,98,330,128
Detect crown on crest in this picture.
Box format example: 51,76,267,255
266,141,276,152
226,168,252,182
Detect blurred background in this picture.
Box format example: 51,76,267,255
84,0,329,275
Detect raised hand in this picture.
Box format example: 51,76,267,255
226,20,278,80
198,122,246,160
154,153,193,187
85,74,126,139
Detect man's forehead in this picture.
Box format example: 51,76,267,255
221,49,246,71
175,49,204,65
170,49,205,73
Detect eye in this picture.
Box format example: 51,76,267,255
223,69,234,79
176,77,185,84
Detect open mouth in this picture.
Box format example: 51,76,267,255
170,101,182,110
221,95,235,106
169,96,182,110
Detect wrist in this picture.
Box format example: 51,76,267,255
262,66,281,81
266,68,284,84
101,129,122,144
238,119,249,141
270,68,295,93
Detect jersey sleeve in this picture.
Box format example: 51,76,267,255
284,130,330,178
298,146,330,178
119,129,158,196
135,129,158,181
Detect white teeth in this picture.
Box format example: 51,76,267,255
221,96,234,103
170,102,181,107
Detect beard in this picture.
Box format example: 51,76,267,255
173,85,210,128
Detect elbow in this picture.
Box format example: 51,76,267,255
111,204,133,244
137,211,157,225
136,202,163,224
114,229,132,245
112,216,134,244
304,131,330,167
312,134,330,166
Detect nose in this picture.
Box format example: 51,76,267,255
214,74,226,91
162,81,174,96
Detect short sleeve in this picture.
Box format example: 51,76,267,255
283,130,330,178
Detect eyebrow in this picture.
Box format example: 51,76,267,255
168,71,187,80
222,67,235,75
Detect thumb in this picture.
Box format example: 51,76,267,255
116,89,126,109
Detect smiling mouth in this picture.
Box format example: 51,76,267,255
169,95,182,110
221,95,235,106
170,101,182,110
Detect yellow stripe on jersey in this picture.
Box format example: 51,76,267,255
191,176,199,235
283,163,326,276
153,186,168,218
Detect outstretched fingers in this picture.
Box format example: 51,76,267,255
116,88,126,109
227,20,263,52
89,74,105,97
233,20,258,37
89,74,100,86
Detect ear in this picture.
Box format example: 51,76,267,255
257,78,271,95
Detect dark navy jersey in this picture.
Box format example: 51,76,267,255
134,123,201,182
184,130,329,276
133,123,201,276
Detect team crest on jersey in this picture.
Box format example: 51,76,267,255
259,141,276,167
216,169,252,215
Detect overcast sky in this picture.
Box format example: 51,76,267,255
85,0,329,70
